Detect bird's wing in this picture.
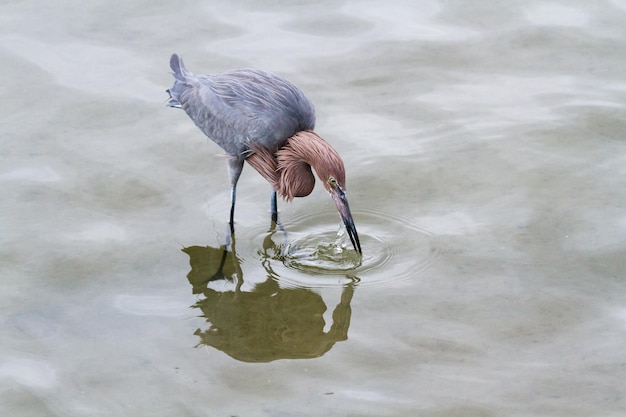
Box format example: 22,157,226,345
168,57,315,159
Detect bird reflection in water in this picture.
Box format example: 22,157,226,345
183,230,355,363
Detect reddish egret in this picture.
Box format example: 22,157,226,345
166,54,361,254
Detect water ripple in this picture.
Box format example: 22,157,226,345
254,208,441,288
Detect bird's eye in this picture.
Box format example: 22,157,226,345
328,176,337,186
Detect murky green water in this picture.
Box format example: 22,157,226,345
2,1,625,416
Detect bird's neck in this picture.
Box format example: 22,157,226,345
281,131,340,167
245,130,345,201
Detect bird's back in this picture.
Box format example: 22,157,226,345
167,54,316,159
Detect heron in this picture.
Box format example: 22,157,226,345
166,54,361,254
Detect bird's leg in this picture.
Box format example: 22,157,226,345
226,158,244,242
268,190,283,233
229,186,237,235
270,190,278,224
267,189,289,247
223,186,236,248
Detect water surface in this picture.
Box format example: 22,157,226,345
1,0,625,416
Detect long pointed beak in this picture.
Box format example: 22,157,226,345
331,187,362,255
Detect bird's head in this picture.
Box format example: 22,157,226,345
279,132,361,254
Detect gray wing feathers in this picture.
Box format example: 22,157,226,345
166,54,316,159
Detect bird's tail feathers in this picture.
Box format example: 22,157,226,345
165,89,182,108
169,53,192,82
166,53,193,108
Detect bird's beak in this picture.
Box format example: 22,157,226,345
331,187,362,255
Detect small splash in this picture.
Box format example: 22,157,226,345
282,227,363,274
258,208,441,288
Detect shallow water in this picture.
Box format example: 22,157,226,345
1,0,625,416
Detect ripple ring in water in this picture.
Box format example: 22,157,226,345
263,208,441,288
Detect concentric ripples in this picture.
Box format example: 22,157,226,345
251,208,441,288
